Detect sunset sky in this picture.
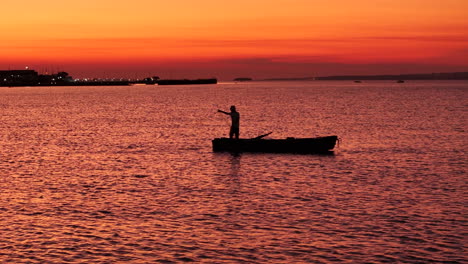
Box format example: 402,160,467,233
1,0,467,79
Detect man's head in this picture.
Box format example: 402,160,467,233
230,105,236,112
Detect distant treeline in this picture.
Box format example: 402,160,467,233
315,72,468,80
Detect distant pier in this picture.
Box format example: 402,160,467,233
0,69,218,87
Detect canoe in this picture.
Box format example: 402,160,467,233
212,135,338,154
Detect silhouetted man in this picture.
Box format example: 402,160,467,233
218,105,240,139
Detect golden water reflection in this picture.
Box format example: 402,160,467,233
0,82,466,263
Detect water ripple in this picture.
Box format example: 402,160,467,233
0,83,466,263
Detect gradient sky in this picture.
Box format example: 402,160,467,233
1,0,467,79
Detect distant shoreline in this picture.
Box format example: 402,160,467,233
261,72,468,81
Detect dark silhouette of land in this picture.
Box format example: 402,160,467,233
315,72,468,80
261,72,468,81
2,68,467,87
0,70,132,87
0,69,217,87
157,78,217,85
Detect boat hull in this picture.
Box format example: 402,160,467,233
212,136,338,154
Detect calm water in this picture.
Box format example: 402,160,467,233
0,81,466,263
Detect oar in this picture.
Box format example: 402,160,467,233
251,132,273,140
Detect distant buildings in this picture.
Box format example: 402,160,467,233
0,69,73,86
0,70,39,86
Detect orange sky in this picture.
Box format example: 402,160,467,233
1,0,467,79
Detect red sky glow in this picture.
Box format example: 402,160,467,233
1,0,467,79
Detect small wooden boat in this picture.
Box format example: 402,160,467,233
212,135,338,154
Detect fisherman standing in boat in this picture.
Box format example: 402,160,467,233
218,106,240,139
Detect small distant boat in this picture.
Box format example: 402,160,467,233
397,80,405,83
354,80,362,83
212,135,338,154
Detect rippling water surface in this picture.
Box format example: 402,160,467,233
0,81,466,263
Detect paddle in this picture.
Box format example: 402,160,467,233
251,132,273,140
